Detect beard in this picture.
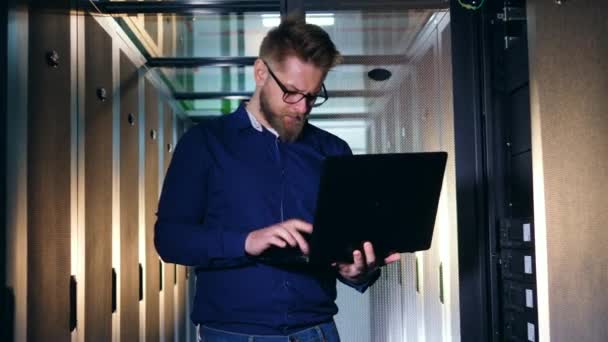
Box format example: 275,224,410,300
259,88,306,143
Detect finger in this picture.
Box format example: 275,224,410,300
384,253,401,264
273,226,298,247
286,219,313,234
286,227,309,254
353,250,365,271
268,236,287,249
333,261,349,270
363,242,376,268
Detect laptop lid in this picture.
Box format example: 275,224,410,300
308,152,448,265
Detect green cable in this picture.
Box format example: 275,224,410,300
458,0,486,10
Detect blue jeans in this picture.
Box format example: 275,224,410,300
198,321,341,342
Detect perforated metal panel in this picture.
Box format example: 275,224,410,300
416,27,444,342
528,1,608,341
325,11,459,342
26,4,72,341
162,103,175,341
176,265,187,341
119,51,140,342
144,79,161,341
438,19,460,341
173,123,188,342
186,267,197,342
84,14,114,342
370,262,404,342
163,104,174,173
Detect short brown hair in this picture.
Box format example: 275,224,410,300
259,13,342,72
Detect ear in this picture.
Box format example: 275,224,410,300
253,58,268,87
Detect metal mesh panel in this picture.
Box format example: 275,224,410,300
316,10,459,342
119,51,140,342
438,19,460,341
84,14,113,342
144,79,161,341
370,262,404,342
162,103,175,341
334,283,371,342
172,124,188,341
187,268,197,342
26,6,72,341
528,1,608,341
176,265,187,341
417,27,444,342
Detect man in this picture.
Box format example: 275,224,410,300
155,15,400,341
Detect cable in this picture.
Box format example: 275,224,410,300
458,0,486,10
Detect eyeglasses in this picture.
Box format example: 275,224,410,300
263,61,328,107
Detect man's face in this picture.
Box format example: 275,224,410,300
258,55,325,142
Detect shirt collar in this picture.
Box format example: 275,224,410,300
243,105,279,137
232,103,313,142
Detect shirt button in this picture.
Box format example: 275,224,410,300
284,281,290,288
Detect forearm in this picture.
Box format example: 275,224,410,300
154,219,253,268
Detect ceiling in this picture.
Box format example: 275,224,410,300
89,0,448,120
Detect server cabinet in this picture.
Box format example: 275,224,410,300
527,1,608,340
415,24,446,342
162,103,175,341
0,0,7,338
173,119,188,341
162,104,174,180
484,1,538,341
84,14,114,341
363,11,458,342
144,79,161,341
119,51,140,342
27,2,72,340
176,265,187,341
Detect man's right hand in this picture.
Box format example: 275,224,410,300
244,219,313,256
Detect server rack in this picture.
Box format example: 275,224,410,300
483,0,539,341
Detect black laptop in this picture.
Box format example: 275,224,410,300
256,152,448,266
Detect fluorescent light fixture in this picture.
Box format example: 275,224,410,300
261,14,281,28
306,13,335,27
261,13,335,28
223,95,250,100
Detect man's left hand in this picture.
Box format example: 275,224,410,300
333,241,401,284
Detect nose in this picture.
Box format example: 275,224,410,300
292,98,310,114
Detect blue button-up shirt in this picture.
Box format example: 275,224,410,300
154,104,378,335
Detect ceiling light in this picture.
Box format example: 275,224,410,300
261,13,335,28
261,14,281,28
368,68,392,81
306,13,335,26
